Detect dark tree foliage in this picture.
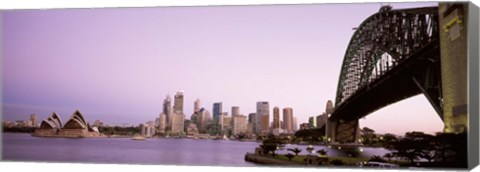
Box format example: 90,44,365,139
3,126,36,133
316,149,328,156
287,148,302,156
330,159,345,166
259,134,284,156
285,153,295,161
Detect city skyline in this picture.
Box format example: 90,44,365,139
2,2,443,135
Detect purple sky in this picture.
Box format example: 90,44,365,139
1,2,443,135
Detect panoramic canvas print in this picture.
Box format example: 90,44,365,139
1,2,472,170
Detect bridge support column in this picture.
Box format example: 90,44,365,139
327,119,360,143
438,3,468,133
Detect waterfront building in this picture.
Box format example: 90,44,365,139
29,114,37,127
140,123,155,137
170,113,185,135
232,115,247,135
186,122,199,136
173,91,184,115
213,102,223,135
231,106,240,116
34,110,104,137
282,107,293,134
223,113,232,135
272,107,281,129
309,116,316,128
158,113,166,134
256,101,269,135
163,95,173,130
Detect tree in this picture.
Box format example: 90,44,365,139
383,153,394,162
285,153,295,161
287,148,302,156
316,149,328,156
330,159,345,166
259,135,284,156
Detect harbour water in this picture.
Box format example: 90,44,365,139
2,133,391,166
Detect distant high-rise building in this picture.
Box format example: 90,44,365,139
194,99,201,113
273,107,281,129
29,114,37,127
283,107,293,133
231,106,240,116
158,113,166,134
195,108,210,133
300,123,310,130
213,102,222,134
326,100,334,115
316,113,327,128
171,113,184,134
293,117,298,132
163,95,173,129
256,101,269,134
173,91,184,115
222,112,232,135
248,113,256,124
309,116,316,128
232,115,247,135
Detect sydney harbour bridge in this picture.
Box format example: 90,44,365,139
327,3,469,143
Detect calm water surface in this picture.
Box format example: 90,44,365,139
2,133,391,166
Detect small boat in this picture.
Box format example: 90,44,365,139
131,134,146,141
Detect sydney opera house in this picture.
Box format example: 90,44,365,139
32,110,105,138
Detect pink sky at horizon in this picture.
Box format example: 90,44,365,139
1,2,443,135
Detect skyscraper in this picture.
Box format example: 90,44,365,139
248,113,256,125
171,112,184,134
256,101,269,135
293,117,298,132
233,115,247,136
173,91,184,115
309,116,316,128
163,95,172,129
213,102,223,135
326,100,334,115
273,107,281,129
283,107,293,133
194,99,201,113
158,113,166,134
29,113,37,127
231,106,240,116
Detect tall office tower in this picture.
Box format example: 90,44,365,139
316,112,327,128
222,112,232,135
194,99,201,113
256,101,269,134
293,117,298,132
196,108,209,133
272,107,281,129
163,95,173,129
171,113,185,134
232,115,247,135
326,100,334,115
231,106,240,116
283,107,293,133
248,113,256,125
173,91,184,115
309,116,316,128
29,113,37,127
158,113,166,134
213,102,222,134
